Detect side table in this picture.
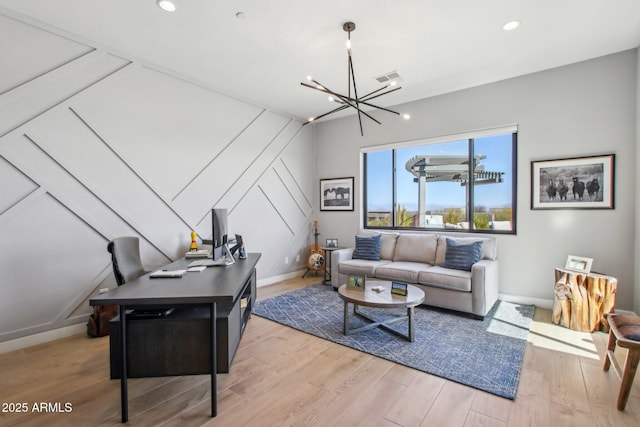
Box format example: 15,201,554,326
322,247,343,286
552,267,617,332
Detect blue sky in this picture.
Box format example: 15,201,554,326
366,134,513,211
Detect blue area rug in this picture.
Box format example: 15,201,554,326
254,283,534,399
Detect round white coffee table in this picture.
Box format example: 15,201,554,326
337,280,425,342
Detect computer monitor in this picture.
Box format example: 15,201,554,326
211,208,228,248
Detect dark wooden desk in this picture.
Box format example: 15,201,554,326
90,253,261,423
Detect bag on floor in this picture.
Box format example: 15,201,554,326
87,305,118,337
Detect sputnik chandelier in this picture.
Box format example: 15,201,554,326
301,22,404,136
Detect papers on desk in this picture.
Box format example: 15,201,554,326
188,258,233,267
185,249,210,258
187,265,207,272
150,269,187,278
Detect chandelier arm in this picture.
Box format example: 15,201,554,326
303,104,350,124
301,81,381,125
360,85,392,100
302,80,398,110
361,86,402,102
302,80,352,102
346,100,381,124
347,53,367,135
301,82,355,103
356,101,400,116
347,52,351,99
348,55,360,108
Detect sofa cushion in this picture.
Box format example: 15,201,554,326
441,238,482,271
339,259,390,277
379,233,399,260
393,233,438,264
418,266,472,292
353,234,382,261
375,261,431,283
435,235,496,264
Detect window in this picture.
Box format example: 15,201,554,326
363,128,517,234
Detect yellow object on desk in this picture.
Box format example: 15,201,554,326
189,231,198,251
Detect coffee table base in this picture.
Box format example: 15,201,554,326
343,302,416,342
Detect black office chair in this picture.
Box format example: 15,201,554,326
107,236,147,286
107,236,173,317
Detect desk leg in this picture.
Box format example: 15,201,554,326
210,303,217,417
119,305,128,423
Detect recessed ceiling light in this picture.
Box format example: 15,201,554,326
157,0,177,12
236,12,246,19
502,20,520,31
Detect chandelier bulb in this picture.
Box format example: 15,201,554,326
346,39,352,50
157,0,177,12
306,75,313,82
328,96,335,102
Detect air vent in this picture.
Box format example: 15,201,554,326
375,71,403,84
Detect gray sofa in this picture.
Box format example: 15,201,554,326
331,231,499,319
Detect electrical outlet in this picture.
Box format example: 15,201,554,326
284,257,289,264
295,254,300,262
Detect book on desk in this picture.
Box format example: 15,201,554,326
149,269,187,278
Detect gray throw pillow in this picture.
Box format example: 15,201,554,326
442,238,482,271
352,234,382,261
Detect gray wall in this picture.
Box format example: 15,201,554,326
315,49,639,312
0,13,314,342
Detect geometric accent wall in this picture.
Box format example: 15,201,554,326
0,12,315,342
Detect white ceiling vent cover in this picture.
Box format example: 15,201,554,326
375,71,403,84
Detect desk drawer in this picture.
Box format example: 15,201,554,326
109,304,241,378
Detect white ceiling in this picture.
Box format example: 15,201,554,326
1,0,639,123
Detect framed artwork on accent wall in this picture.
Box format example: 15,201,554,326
320,177,354,211
531,154,614,210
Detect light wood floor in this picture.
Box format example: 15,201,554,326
1,276,639,427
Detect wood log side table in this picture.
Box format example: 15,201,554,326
552,268,617,332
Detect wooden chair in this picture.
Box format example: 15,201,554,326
602,313,640,410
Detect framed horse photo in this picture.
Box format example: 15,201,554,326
320,177,354,211
531,154,615,210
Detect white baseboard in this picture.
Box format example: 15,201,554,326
257,269,307,287
499,293,554,309
499,293,637,316
0,323,86,354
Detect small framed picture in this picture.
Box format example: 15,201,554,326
564,255,593,273
325,238,338,248
347,275,365,291
391,282,408,296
